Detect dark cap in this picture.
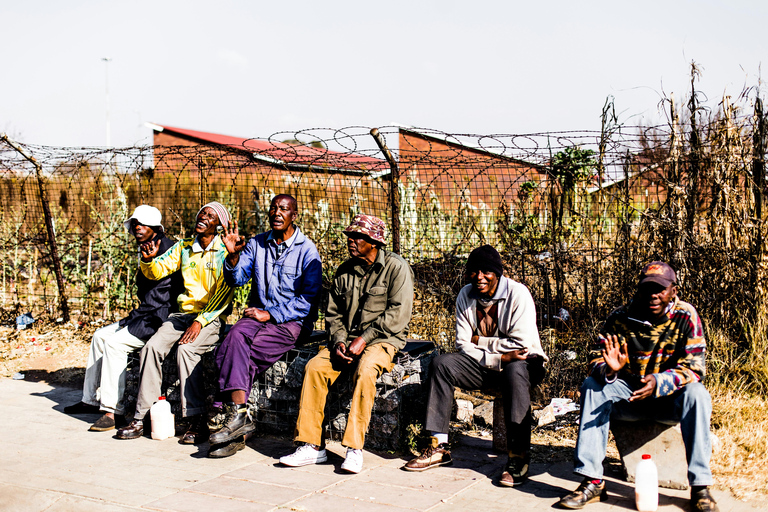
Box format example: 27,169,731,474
466,245,504,277
639,261,676,287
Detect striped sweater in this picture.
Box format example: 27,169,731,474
140,236,233,327
589,297,706,398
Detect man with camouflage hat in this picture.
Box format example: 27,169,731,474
279,214,414,474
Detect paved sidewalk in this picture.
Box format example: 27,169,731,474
0,378,762,512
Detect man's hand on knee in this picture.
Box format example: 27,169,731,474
178,321,202,345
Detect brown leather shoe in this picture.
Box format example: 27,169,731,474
557,478,607,509
499,453,530,487
403,437,452,472
180,415,209,445
116,419,144,440
691,488,720,512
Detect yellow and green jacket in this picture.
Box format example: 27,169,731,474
140,236,233,327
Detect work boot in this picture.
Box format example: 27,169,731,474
691,487,720,512
208,402,255,445
208,436,246,458
557,478,607,509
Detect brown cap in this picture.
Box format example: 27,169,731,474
639,261,676,287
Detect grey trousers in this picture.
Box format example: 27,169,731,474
425,352,545,455
134,313,221,420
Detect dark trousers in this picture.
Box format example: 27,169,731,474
425,352,545,455
214,317,302,408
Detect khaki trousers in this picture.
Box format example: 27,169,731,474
294,343,397,450
135,313,221,419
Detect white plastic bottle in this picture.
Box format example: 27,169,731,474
150,396,175,440
635,453,659,512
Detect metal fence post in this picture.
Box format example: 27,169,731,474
1,134,70,321
370,128,401,254
753,98,765,286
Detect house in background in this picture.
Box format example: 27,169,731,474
144,124,390,237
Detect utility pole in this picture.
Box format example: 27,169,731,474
102,57,112,146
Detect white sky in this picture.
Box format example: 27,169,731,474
1,0,765,149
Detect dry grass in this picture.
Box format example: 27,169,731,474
710,385,768,500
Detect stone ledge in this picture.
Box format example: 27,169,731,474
611,419,689,490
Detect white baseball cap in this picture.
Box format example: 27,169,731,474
124,205,164,233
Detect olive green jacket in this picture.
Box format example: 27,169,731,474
327,249,414,350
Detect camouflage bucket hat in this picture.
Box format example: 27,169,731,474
343,214,386,245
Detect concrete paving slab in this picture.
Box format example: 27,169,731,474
325,479,454,510
145,491,273,512
224,462,352,489
0,483,61,512
0,378,764,512
42,496,141,512
356,465,484,494
187,475,311,505
288,492,413,512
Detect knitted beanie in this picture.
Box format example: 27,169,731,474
466,245,504,277
197,201,231,230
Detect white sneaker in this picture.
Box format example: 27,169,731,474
340,448,363,474
279,444,328,467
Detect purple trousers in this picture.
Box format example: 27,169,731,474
214,317,302,408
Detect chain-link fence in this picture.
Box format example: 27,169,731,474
2,94,767,393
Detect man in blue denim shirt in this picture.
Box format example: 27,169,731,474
208,194,323,458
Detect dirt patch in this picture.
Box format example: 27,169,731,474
0,319,96,387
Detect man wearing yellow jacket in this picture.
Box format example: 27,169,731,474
117,202,234,443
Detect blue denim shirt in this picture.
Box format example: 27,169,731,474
224,226,323,332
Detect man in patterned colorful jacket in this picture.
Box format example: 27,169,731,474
117,202,234,444
557,262,719,512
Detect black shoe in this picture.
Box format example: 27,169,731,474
208,402,255,445
89,413,116,432
557,478,607,509
64,402,100,414
691,487,720,512
208,436,246,458
180,415,209,445
116,419,144,440
499,453,530,487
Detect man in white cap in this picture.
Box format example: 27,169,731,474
65,205,182,432
117,201,234,443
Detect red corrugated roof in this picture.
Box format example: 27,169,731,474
153,124,388,173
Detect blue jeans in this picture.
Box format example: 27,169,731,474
574,376,713,486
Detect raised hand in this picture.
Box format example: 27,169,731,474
222,219,246,254
601,333,628,376
222,219,246,267
140,238,161,262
